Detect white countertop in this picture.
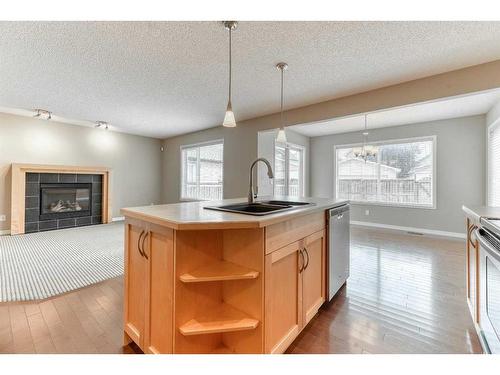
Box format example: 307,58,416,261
121,197,349,230
462,205,500,223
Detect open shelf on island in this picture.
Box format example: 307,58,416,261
179,259,259,283
179,303,259,336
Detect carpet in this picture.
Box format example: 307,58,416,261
0,223,124,302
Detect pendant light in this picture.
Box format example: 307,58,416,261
276,62,288,143
222,21,238,127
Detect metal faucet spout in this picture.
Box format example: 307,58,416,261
249,158,274,204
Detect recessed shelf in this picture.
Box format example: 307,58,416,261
179,303,259,336
179,260,259,283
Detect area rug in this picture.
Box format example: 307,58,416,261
0,222,124,302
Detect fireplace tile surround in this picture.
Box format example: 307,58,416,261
24,172,103,233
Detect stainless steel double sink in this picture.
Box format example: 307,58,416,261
204,200,314,216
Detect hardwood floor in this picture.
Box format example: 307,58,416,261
0,226,481,354
287,227,482,354
0,277,141,354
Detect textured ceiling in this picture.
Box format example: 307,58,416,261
2,21,500,139
289,89,500,137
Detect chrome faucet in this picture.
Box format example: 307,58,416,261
248,158,274,204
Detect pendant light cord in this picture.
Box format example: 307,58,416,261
228,27,232,104
280,66,284,128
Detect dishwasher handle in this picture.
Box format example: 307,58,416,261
329,204,349,217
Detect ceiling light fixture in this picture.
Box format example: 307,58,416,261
222,21,238,128
276,62,288,143
33,109,52,120
353,114,378,162
95,121,109,130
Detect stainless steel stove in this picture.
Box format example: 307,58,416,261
476,218,500,354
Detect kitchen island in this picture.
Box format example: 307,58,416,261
121,197,348,354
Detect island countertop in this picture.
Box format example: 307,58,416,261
462,205,500,223
121,197,349,230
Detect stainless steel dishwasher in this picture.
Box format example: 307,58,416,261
328,204,350,301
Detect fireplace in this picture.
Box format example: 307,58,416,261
39,183,92,220
24,172,104,233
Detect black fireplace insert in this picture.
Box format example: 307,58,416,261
39,183,92,220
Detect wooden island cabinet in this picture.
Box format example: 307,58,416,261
122,198,345,354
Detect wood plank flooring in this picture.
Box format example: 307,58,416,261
287,227,482,354
0,226,481,354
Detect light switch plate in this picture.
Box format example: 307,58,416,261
0,214,6,222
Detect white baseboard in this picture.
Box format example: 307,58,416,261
0,229,10,236
350,220,466,240
112,216,125,222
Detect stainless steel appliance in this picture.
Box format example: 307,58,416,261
328,204,350,301
476,218,500,354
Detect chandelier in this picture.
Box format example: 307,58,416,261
353,114,378,161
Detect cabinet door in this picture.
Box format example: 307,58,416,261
302,230,326,326
143,226,174,354
124,222,148,348
265,241,303,354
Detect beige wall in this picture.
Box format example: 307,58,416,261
162,60,500,204
0,113,162,232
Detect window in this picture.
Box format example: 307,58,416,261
335,136,435,208
274,142,305,197
489,124,500,206
181,140,223,201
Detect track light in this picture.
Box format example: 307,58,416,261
33,109,52,120
95,121,109,130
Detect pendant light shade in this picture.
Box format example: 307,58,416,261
223,102,236,127
276,62,288,143
276,129,287,143
223,21,238,128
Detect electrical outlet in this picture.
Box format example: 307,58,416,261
365,209,370,216
0,214,6,222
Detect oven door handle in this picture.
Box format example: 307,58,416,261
476,229,500,263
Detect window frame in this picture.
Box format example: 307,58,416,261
179,139,224,202
273,140,306,198
333,135,437,209
488,122,500,206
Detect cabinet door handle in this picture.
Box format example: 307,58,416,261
137,230,145,257
141,231,149,260
298,249,305,273
303,248,310,270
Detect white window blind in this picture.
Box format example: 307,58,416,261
181,141,223,201
489,124,500,206
274,142,305,197
335,136,435,208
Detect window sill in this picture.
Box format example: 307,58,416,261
347,200,436,210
